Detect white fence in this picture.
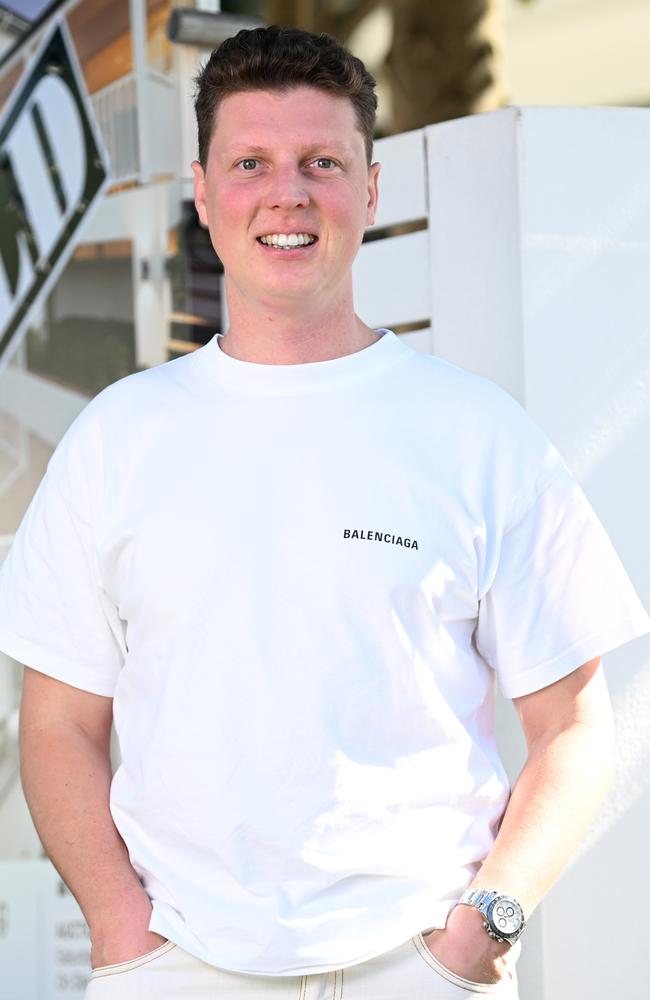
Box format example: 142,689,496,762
91,74,140,184
90,70,179,185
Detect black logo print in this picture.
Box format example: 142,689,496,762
343,529,419,550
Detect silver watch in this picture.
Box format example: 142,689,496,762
458,889,526,944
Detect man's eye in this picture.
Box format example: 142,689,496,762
313,158,335,169
239,158,258,170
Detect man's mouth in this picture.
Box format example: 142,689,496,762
256,233,318,249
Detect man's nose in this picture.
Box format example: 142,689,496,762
265,167,310,209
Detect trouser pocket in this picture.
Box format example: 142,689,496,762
89,939,177,979
338,936,517,999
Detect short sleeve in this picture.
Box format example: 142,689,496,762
475,468,650,699
0,406,125,697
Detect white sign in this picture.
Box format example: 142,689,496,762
0,859,91,999
0,20,110,375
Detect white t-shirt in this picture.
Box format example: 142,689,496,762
0,329,648,976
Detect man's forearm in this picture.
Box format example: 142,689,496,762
424,712,614,983
423,661,613,984
468,716,615,917
20,723,151,935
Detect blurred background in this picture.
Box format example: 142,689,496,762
0,1,649,998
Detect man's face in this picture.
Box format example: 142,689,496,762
191,86,380,311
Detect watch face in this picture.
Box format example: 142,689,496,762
486,896,524,936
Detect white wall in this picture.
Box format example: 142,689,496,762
518,106,650,1000
425,105,650,1000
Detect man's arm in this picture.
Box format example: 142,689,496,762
19,667,167,968
424,656,614,983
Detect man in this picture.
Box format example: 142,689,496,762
0,25,648,1000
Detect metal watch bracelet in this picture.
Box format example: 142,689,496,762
457,888,526,944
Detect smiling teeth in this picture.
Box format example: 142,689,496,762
259,233,316,247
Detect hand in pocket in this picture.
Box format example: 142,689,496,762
422,905,514,986
91,929,169,971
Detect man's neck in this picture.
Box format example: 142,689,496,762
219,285,382,364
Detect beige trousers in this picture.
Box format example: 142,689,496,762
84,934,520,998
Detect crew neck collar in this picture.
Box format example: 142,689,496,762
192,328,410,395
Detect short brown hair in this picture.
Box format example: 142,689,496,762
193,25,377,169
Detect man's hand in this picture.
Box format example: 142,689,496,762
89,899,168,970
422,904,514,985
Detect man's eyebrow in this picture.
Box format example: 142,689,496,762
221,145,269,158
220,141,354,159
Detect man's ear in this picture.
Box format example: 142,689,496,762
191,160,208,227
366,161,381,228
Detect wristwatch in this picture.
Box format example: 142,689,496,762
457,889,526,944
